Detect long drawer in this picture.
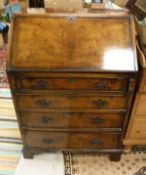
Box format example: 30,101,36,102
16,94,126,110
24,131,121,149
20,111,124,129
17,77,128,92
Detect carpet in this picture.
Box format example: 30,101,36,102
64,152,146,175
0,89,11,98
0,45,22,175
0,56,21,175
0,107,22,175
0,116,22,175
0,141,22,175
14,151,146,175
0,97,22,175
0,45,9,89
0,45,11,99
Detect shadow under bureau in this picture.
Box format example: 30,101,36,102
7,13,138,161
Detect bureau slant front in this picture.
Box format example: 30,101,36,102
7,13,138,161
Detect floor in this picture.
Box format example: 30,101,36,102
0,96,22,175
0,45,22,175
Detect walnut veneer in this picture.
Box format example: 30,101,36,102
7,13,138,161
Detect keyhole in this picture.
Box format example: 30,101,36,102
66,16,77,23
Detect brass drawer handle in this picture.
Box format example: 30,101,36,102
93,99,108,108
33,80,48,89
43,138,54,144
90,139,102,145
67,96,78,99
95,82,108,90
67,78,77,83
36,99,51,108
91,117,105,124
41,116,53,124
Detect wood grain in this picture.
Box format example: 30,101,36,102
24,131,121,149
20,111,124,129
7,13,137,159
7,14,137,72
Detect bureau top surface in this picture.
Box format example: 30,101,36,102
7,13,138,72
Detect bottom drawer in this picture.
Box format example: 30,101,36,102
24,131,121,149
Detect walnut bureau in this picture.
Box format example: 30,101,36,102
7,13,138,161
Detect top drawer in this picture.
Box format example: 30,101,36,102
16,77,128,92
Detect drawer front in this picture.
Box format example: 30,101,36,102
128,117,146,139
24,131,121,149
17,95,126,110
18,77,127,92
20,112,124,128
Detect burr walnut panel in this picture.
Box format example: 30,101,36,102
17,94,126,110
24,131,121,149
17,77,128,92
7,14,137,71
20,111,125,129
